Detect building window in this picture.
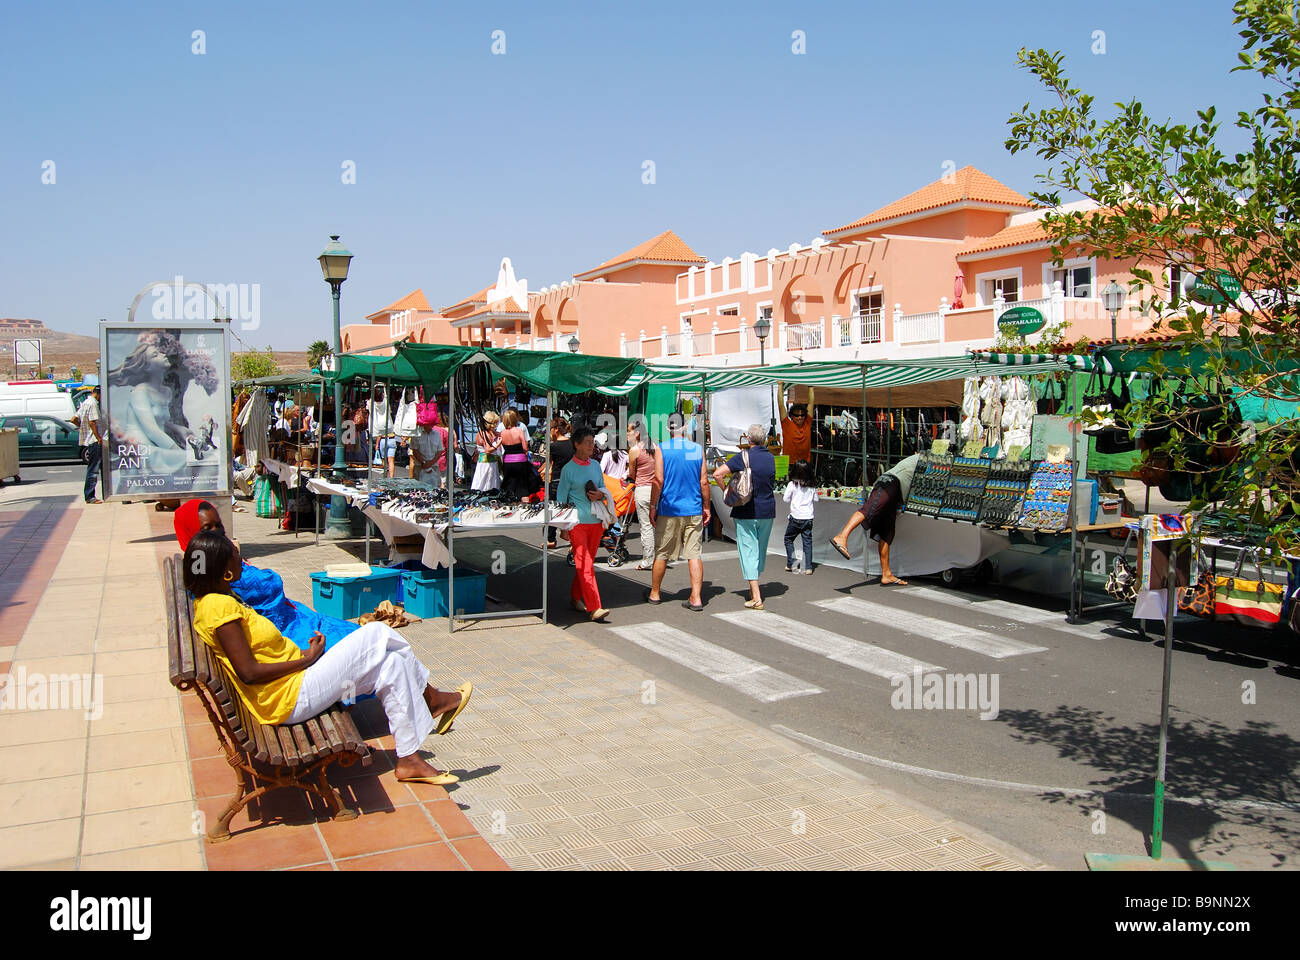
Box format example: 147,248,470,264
1052,265,1093,298
854,293,883,343
985,277,1019,303
1168,264,1186,306
719,307,739,317
758,305,773,323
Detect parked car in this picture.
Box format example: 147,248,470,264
0,415,85,463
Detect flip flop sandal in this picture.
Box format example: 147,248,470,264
682,601,705,612
434,682,473,736
397,770,459,785
642,589,663,605
828,538,852,560
743,599,765,610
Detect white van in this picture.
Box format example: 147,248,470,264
0,381,78,420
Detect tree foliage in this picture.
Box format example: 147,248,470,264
1006,0,1300,549
231,346,281,383
306,339,330,369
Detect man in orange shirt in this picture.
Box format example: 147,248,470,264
778,386,813,463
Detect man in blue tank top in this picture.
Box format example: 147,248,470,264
646,413,711,611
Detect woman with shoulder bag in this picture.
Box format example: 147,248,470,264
713,424,777,610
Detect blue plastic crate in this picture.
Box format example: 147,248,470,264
401,566,486,619
310,567,404,620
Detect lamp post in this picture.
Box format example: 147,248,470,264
568,334,580,354
1102,280,1125,344
753,316,775,442
318,235,354,539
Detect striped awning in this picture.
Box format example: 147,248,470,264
599,354,1081,396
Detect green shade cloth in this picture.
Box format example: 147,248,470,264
330,349,431,385
235,373,324,388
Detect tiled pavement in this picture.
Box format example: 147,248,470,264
252,513,1041,871
1,499,1039,871
0,501,506,871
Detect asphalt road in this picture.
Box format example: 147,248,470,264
446,524,1300,870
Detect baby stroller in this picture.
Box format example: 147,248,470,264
566,474,635,568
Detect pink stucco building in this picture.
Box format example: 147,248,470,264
342,166,1183,363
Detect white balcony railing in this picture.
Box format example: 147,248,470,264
620,338,643,358
894,310,942,345
833,311,884,346
532,336,553,351
782,319,824,350
663,332,683,357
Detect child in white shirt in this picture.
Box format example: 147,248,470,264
782,458,818,573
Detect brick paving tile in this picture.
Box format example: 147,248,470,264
336,842,465,871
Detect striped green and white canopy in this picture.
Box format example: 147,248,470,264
598,354,1082,395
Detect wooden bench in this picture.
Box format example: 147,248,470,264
163,554,371,842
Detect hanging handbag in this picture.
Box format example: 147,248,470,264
1177,549,1216,619
254,474,282,519
1213,549,1284,629
1104,528,1139,603
723,448,754,507
394,389,418,439
1094,373,1137,454
1080,369,1116,433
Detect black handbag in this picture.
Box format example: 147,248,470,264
1091,371,1137,454
1104,529,1139,603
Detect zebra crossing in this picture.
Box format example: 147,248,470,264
607,587,1059,704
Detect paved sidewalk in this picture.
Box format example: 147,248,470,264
2,500,1041,870
256,514,1041,871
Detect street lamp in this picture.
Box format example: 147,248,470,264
753,315,771,366
567,334,580,354
1102,280,1125,344
318,235,353,539
753,315,775,442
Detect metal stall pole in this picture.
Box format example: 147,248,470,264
542,389,553,624
1067,362,1083,623
365,373,376,566
315,376,325,547
860,366,868,490
1150,543,1178,859
447,366,457,635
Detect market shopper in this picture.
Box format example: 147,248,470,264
626,417,658,569
714,424,778,609
645,413,710,611
72,386,102,503
369,387,395,478
184,530,471,785
782,458,818,573
829,452,921,586
556,426,614,622
545,417,574,548
499,409,540,501
410,408,445,488
471,410,502,491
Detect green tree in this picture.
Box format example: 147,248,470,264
306,339,330,370
1006,0,1300,548
231,346,281,383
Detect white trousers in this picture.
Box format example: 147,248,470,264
287,622,434,756
634,485,655,561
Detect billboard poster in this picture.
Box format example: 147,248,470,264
100,322,231,499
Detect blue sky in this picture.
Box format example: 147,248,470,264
0,0,1264,349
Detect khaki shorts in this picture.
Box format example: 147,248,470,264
655,515,703,562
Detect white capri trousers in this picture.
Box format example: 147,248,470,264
634,485,655,561
286,621,435,756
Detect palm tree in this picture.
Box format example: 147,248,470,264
307,339,330,370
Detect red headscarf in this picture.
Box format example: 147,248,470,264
174,499,205,552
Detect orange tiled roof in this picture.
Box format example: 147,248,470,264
375,289,432,314
574,230,707,279
465,296,528,318
957,221,1051,258
826,166,1035,236
442,286,493,312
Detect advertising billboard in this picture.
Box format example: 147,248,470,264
100,322,231,500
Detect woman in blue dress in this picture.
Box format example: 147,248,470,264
173,499,354,650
